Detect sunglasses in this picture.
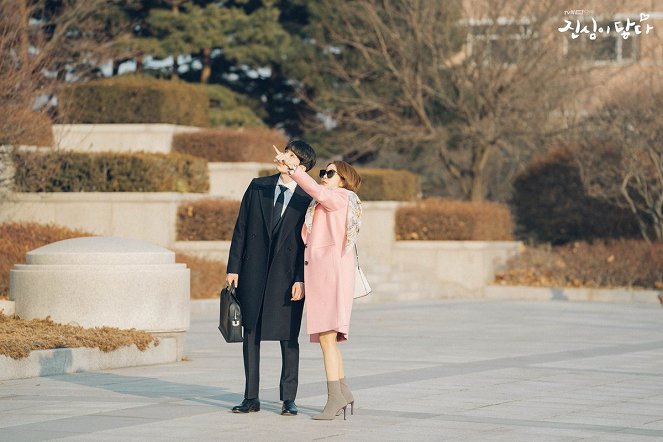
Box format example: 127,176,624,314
319,169,338,179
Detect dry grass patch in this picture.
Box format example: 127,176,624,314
0,313,158,360
495,240,663,290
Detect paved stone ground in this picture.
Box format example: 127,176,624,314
1,299,663,441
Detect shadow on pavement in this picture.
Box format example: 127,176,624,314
48,371,245,409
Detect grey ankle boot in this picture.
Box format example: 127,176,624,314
339,377,354,415
312,380,348,420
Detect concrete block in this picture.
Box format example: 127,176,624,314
53,124,199,153
0,337,178,381
391,241,522,292
171,241,231,262
357,201,405,257
0,299,15,315
208,162,274,200
0,192,203,247
483,285,663,305
10,236,190,333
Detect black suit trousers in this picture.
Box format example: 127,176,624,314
242,316,299,401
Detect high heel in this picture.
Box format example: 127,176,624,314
340,377,355,415
312,381,348,420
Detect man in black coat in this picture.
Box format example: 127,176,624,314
226,139,316,416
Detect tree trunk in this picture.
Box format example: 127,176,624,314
112,59,121,76
469,145,492,202
200,48,211,83
135,53,144,73
172,55,179,79
470,174,484,202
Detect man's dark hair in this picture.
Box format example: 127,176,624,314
285,139,316,171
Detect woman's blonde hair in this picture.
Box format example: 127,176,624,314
330,161,361,192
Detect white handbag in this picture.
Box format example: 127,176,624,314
353,245,372,299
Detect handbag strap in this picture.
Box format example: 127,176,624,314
354,244,361,269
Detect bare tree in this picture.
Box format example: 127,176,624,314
574,86,663,242
299,0,599,201
0,0,122,147
0,0,48,146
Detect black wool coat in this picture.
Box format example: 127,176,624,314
227,174,311,341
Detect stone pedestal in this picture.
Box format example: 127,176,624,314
10,237,190,358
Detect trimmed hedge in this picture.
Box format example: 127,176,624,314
396,198,514,241
58,75,208,126
176,253,226,299
177,198,240,241
356,168,420,201
258,167,420,201
495,240,663,290
172,128,286,163
11,150,209,192
512,148,640,244
0,223,92,298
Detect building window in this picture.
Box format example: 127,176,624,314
564,20,639,64
468,21,533,64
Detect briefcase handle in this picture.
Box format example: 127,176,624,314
226,281,240,304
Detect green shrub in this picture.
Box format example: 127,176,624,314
11,150,209,192
512,148,640,244
396,198,514,240
209,108,265,128
172,128,286,162
258,167,420,201
177,198,240,241
495,240,663,290
58,75,208,126
201,84,265,128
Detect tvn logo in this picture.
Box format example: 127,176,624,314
564,10,594,15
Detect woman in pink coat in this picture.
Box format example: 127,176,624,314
275,147,362,420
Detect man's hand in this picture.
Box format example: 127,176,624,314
291,282,305,301
226,273,239,288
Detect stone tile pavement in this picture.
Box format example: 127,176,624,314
1,299,663,441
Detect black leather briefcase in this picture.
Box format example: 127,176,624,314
218,282,243,343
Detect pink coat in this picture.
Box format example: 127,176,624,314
290,167,355,342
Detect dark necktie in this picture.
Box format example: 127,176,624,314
272,185,287,232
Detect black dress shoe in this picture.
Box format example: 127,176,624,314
281,400,298,416
232,398,260,413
